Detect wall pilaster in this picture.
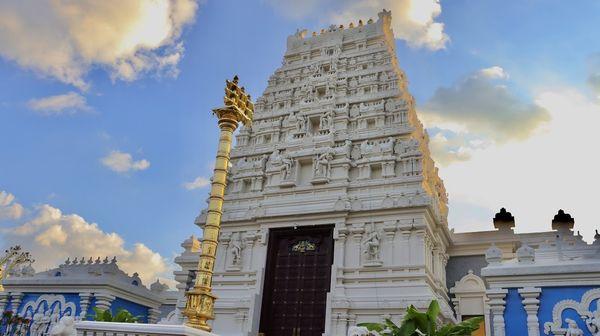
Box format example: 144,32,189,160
518,287,541,336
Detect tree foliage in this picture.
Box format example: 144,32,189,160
358,300,483,336
91,307,139,323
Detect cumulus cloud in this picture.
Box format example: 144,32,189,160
331,0,448,50
183,176,211,190
101,151,150,173
0,0,199,90
27,92,91,116
427,129,491,166
421,66,551,143
0,191,25,221
587,54,600,97
443,88,600,240
1,201,172,285
267,0,448,50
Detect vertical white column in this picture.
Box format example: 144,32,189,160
93,292,115,311
0,292,9,315
383,221,396,265
9,292,22,313
148,308,162,324
486,289,508,336
79,292,92,320
518,287,541,336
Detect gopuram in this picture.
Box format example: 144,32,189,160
169,10,600,336
188,10,451,336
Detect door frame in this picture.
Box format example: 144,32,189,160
258,225,335,335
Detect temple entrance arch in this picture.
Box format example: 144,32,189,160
259,225,334,336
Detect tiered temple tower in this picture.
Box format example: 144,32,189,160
185,10,452,336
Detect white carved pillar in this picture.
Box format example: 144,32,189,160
0,292,9,314
148,307,161,324
382,221,396,265
487,289,508,336
398,230,410,264
518,287,541,336
93,292,115,311
9,292,22,312
219,232,232,271
333,225,348,297
79,292,92,320
349,224,365,268
243,231,257,272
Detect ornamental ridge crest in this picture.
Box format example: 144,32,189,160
291,240,317,253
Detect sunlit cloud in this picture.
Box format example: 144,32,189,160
420,66,550,146
1,195,172,285
183,176,211,190
27,92,91,116
443,87,600,240
267,0,449,50
101,150,150,174
0,0,199,90
0,191,25,221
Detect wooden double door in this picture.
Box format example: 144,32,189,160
259,226,334,336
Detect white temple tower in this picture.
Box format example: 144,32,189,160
180,10,452,336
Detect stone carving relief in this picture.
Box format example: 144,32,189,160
362,223,382,266
280,154,296,182
313,152,333,182
544,288,600,335
227,232,243,270
21,294,77,336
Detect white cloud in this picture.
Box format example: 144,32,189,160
267,0,448,50
27,92,91,115
587,54,600,97
183,176,210,190
1,199,172,285
478,66,509,80
332,0,448,50
0,0,199,90
101,150,150,173
421,66,550,144
442,88,600,240
427,129,491,166
0,191,25,221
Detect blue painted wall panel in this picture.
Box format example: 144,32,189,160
538,286,598,336
504,288,528,336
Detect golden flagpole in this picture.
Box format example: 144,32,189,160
183,76,254,331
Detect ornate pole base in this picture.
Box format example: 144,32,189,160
183,288,217,331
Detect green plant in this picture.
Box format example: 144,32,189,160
358,300,483,336
91,307,139,323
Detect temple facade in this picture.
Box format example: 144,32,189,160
188,10,452,336
171,10,600,336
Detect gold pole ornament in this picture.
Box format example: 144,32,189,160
183,76,254,331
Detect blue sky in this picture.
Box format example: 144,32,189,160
1,0,599,283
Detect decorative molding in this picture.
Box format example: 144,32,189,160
543,288,600,335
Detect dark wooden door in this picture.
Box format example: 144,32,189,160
259,226,334,336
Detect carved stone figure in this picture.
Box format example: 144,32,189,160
363,225,381,262
268,149,282,168
296,114,307,132
351,144,362,160
320,110,333,130
229,233,242,267
340,140,352,158
314,152,333,178
380,137,395,153
585,301,600,335
349,104,360,117
280,154,294,180
565,318,584,336
384,98,394,112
